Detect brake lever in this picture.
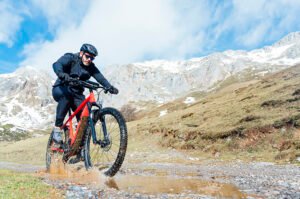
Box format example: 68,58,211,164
68,78,80,86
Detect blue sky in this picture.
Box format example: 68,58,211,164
0,0,300,74
0,2,53,73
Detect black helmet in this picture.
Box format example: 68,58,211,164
80,43,98,56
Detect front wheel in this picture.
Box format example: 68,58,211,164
83,107,128,177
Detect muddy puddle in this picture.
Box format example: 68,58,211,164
37,160,247,198
108,175,245,198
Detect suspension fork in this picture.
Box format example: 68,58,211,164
87,103,98,145
89,103,110,147
100,114,110,141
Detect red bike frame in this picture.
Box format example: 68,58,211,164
60,91,96,146
47,80,127,176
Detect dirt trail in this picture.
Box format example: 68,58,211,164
1,149,300,198
0,161,43,173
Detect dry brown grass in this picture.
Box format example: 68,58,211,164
0,135,49,165
130,64,300,162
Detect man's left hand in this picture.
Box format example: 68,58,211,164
108,86,119,94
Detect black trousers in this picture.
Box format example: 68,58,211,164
52,86,85,127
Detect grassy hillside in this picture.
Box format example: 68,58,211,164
131,64,300,162
0,65,299,164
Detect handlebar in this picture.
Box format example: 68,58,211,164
54,78,111,93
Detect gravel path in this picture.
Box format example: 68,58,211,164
1,157,300,198
200,161,300,198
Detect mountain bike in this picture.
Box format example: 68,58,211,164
46,79,127,177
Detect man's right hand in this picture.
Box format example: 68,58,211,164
58,73,72,81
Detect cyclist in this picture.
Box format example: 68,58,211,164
51,43,118,146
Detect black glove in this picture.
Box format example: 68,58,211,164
58,73,72,82
108,86,119,94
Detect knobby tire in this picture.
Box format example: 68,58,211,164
83,107,128,177
45,131,54,171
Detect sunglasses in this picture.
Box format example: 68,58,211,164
84,54,95,61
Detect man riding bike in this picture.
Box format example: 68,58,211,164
52,43,118,148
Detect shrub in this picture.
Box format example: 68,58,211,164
292,89,300,96
261,100,283,107
273,114,300,128
120,104,137,122
239,115,260,123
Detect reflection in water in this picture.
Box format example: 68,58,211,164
41,161,246,198
109,175,246,198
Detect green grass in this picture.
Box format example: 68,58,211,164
0,169,62,199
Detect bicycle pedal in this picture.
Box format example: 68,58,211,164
69,157,81,164
51,147,64,153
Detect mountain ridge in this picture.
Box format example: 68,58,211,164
102,32,300,106
0,31,300,130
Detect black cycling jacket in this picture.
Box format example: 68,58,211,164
53,53,112,93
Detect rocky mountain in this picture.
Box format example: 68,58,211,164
103,32,300,106
0,32,300,130
0,66,55,130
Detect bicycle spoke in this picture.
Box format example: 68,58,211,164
112,143,120,149
104,152,111,163
91,146,99,161
96,148,102,164
111,134,120,140
94,147,100,163
92,145,100,161
110,123,117,132
108,150,117,158
90,144,97,154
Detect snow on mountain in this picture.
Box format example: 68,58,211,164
183,97,196,104
103,32,300,107
1,31,300,130
0,66,55,130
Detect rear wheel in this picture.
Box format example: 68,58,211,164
45,131,54,171
84,107,127,177
45,130,65,171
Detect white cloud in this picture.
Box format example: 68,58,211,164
28,0,91,33
217,0,300,48
0,1,25,46
237,21,271,47
20,0,212,72
19,0,300,73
